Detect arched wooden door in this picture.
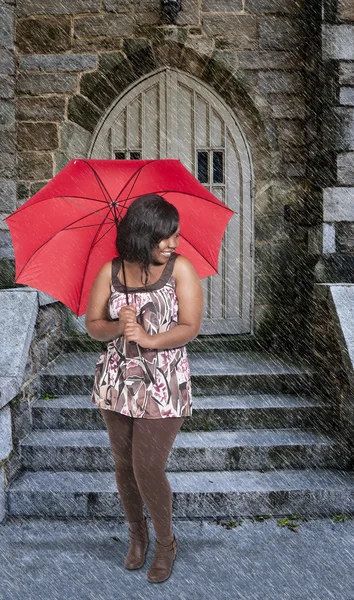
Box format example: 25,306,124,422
89,68,254,335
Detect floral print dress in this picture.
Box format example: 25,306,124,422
91,252,193,418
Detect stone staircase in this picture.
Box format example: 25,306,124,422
6,349,354,519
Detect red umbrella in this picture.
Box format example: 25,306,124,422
5,159,235,316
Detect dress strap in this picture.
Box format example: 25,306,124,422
160,252,179,284
111,256,122,288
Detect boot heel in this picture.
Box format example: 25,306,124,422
147,534,177,583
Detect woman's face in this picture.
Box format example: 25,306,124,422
151,225,180,264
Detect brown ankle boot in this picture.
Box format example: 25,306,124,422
147,533,177,583
124,516,150,569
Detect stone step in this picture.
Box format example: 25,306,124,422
7,469,354,518
39,351,316,397
20,428,342,472
32,393,329,431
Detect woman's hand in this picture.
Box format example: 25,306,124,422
124,322,153,348
118,304,137,325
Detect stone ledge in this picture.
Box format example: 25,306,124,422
18,54,98,73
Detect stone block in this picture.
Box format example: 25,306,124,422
322,223,335,253
0,75,14,98
0,467,4,523
259,17,305,51
16,96,66,121
340,87,354,106
0,6,14,49
18,123,58,152
16,16,71,54
277,120,305,147
246,0,304,13
203,14,258,41
0,152,15,178
17,151,53,180
67,95,101,133
16,0,101,15
19,54,98,73
338,0,354,22
80,71,119,110
0,49,14,75
74,15,135,38
339,62,354,86
258,70,304,93
237,50,303,70
337,153,354,185
59,122,91,156
323,187,354,222
0,131,15,153
0,99,14,131
98,52,135,95
17,73,78,95
176,0,200,26
336,223,354,252
185,37,214,56
212,51,237,73
0,180,15,211
0,406,12,462
334,107,354,151
203,0,243,11
322,25,354,61
270,94,306,119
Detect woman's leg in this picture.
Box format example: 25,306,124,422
132,417,184,541
100,408,144,523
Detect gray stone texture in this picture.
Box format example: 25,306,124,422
67,95,101,133
0,404,12,462
246,0,304,13
0,5,14,48
0,75,13,98
19,53,98,73
258,70,304,93
175,0,200,26
259,17,304,51
0,152,15,178
335,223,354,253
0,131,15,153
340,87,354,106
74,15,136,38
338,0,354,22
17,152,53,180
203,0,243,11
339,62,354,86
270,95,306,119
17,73,78,95
0,179,15,211
16,96,66,121
334,107,354,151
0,49,14,74
323,187,354,222
322,25,354,61
337,153,354,185
237,50,303,70
0,98,14,130
16,0,101,15
203,14,258,42
16,16,71,54
277,120,305,147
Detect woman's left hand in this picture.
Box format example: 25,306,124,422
124,322,153,348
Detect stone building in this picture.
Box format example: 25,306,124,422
1,1,354,523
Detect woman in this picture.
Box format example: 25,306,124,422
85,194,204,583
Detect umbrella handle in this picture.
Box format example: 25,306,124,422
121,258,136,346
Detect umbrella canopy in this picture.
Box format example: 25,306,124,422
5,159,235,316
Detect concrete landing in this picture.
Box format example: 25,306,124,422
1,517,354,600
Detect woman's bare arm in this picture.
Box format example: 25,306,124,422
124,255,204,349
85,261,135,342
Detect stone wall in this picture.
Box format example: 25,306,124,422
0,0,325,355
310,283,354,469
0,289,66,522
314,0,354,280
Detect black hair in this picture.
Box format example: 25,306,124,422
115,194,180,286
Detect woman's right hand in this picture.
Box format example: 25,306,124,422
118,304,137,325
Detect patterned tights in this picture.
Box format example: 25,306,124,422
100,408,184,541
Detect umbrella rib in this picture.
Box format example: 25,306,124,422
80,160,113,204
77,208,113,315
15,204,112,280
115,161,155,203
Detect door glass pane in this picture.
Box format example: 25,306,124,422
213,151,224,183
130,151,141,160
115,151,126,160
197,151,209,184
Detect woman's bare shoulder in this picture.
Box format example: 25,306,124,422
173,254,199,280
